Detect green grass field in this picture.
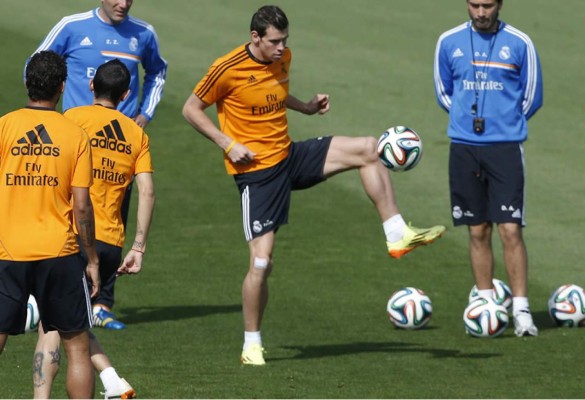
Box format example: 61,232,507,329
1,0,584,398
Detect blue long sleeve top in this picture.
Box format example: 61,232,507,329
434,21,542,145
29,8,167,121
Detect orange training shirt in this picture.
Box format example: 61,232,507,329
0,107,93,261
194,43,292,175
65,105,153,247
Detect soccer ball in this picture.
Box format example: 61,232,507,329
26,294,40,333
468,278,513,311
387,287,432,329
548,284,585,327
376,126,423,172
463,297,509,338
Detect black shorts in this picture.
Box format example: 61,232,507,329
234,136,333,241
449,142,526,226
0,254,92,334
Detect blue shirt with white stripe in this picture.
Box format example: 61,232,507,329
30,8,167,121
434,21,543,145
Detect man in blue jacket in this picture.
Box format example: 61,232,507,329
434,0,543,337
29,0,167,330
30,0,166,127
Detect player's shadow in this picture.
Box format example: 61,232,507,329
531,310,559,332
116,304,241,324
269,341,501,362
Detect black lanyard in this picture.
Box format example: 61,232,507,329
469,23,499,118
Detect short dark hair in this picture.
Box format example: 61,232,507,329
250,5,288,37
93,59,131,102
25,51,67,101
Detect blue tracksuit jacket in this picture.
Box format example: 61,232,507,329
29,8,167,121
434,20,543,145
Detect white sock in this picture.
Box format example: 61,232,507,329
99,367,122,393
383,214,406,243
243,331,262,350
513,297,530,314
477,289,494,299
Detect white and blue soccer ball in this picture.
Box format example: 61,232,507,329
548,284,585,328
468,278,513,311
25,295,40,333
387,287,432,329
463,297,509,338
376,126,423,172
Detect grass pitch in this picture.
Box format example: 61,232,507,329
1,0,584,398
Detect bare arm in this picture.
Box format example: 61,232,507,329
182,93,255,164
286,94,330,115
72,186,100,298
117,172,155,275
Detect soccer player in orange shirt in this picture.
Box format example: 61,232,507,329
0,51,99,399
182,5,446,365
33,59,154,399
65,59,155,332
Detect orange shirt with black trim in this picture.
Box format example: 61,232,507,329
64,105,153,248
194,43,292,175
0,107,93,261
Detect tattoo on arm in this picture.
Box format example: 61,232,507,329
134,221,145,248
136,221,144,237
77,218,95,248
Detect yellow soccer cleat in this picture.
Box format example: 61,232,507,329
240,343,266,366
387,224,446,259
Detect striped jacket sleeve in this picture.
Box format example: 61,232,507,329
518,32,543,119
433,34,453,113
136,20,167,121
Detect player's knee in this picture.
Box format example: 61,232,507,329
365,135,378,149
469,222,492,241
363,136,379,162
253,257,270,270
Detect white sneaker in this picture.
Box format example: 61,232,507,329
103,378,136,399
513,310,538,337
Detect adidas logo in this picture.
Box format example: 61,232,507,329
453,48,464,58
247,75,257,84
90,119,131,154
11,124,60,157
80,36,93,46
